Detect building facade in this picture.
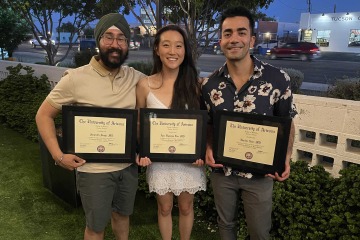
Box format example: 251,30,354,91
299,11,360,53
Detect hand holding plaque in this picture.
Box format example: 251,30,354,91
213,111,291,175
62,105,137,163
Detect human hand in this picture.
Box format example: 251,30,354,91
192,159,204,166
56,154,86,171
136,156,152,167
266,161,290,181
205,146,223,168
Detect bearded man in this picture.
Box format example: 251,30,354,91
36,13,146,240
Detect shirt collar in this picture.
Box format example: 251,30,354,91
89,56,124,78
215,55,263,79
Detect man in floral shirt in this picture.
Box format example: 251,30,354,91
201,6,297,240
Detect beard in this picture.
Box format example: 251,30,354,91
99,48,128,69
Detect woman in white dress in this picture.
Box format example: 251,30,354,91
136,25,206,240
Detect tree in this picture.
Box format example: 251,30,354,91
0,8,30,59
123,0,274,63
0,0,129,65
57,22,77,33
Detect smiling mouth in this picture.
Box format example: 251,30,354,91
228,46,243,50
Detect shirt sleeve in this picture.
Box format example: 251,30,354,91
46,70,75,110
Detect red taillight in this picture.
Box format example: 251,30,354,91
310,48,319,52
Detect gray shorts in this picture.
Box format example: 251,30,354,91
76,164,138,232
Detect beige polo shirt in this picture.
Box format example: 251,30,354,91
47,56,146,173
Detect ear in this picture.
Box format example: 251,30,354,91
250,36,256,49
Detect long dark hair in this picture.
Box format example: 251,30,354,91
151,25,200,110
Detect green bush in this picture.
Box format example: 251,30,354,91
271,161,334,239
326,164,360,239
326,77,360,100
0,64,50,141
282,68,304,94
74,51,94,67
151,160,359,239
127,61,153,76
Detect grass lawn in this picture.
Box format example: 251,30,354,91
0,125,220,240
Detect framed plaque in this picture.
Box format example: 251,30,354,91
62,105,137,163
139,108,208,162
213,111,292,175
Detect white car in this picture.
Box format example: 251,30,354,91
30,36,55,48
256,40,282,50
129,39,140,50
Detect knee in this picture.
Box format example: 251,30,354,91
111,212,128,223
85,226,104,238
178,201,193,216
158,203,173,217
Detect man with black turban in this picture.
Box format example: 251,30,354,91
36,13,146,239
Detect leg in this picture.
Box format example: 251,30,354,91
210,172,240,240
84,227,104,240
157,192,174,240
241,177,273,240
77,172,116,240
112,164,138,240
177,192,195,240
111,212,129,240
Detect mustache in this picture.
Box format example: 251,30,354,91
107,48,122,54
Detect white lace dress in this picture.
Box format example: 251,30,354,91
145,92,207,196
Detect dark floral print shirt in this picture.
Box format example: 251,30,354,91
201,55,297,178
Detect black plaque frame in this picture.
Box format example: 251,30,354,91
213,111,292,175
139,108,208,162
62,105,137,163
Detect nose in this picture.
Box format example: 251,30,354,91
168,45,176,54
229,34,240,43
111,39,121,48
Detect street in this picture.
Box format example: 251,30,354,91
12,42,360,85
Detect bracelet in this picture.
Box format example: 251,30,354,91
55,154,64,166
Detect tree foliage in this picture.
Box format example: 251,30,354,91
123,0,274,62
0,0,128,65
0,8,30,58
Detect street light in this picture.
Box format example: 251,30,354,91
265,32,270,48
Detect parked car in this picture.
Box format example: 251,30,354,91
267,42,321,61
348,41,360,47
29,36,55,48
129,39,140,50
0,48,9,59
78,39,99,55
256,40,282,50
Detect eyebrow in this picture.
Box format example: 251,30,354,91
223,27,248,32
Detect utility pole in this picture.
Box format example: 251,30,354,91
156,0,162,30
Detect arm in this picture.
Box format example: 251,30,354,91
267,120,295,181
35,100,86,171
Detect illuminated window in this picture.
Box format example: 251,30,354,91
348,29,360,47
316,30,331,47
